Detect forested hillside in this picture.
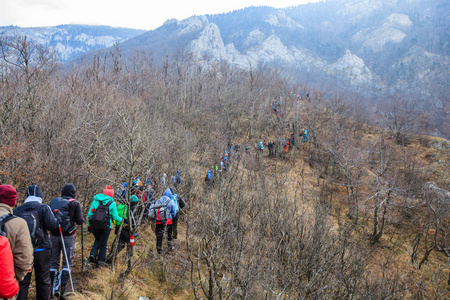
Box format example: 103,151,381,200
0,33,448,299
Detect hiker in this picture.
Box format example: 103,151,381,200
176,170,181,186
0,212,20,300
245,144,250,154
49,183,84,299
14,185,59,300
0,185,33,298
259,141,264,152
289,134,295,149
161,173,167,189
147,175,155,190
205,168,212,183
148,194,176,254
304,129,309,142
119,182,127,199
163,188,185,240
88,185,122,268
107,194,138,263
285,139,289,153
132,177,142,188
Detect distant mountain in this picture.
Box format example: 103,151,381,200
0,24,145,61
1,0,448,106
116,0,448,102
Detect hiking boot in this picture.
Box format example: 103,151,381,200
98,261,109,268
89,255,96,264
54,291,66,300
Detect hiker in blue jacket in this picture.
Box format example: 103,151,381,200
176,170,181,186
149,194,176,254
163,188,185,240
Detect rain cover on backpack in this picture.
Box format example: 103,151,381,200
0,213,20,298
149,197,171,225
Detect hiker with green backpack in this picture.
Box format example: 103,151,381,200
87,185,122,267
106,194,138,263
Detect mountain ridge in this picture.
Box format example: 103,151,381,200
1,0,448,137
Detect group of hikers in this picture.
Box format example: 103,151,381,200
205,127,310,179
0,183,83,300
0,177,186,300
205,145,234,184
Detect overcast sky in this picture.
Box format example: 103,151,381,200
0,0,320,30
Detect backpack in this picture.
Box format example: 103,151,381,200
17,205,45,248
0,213,20,299
206,170,212,180
90,200,113,230
50,197,76,235
149,197,171,225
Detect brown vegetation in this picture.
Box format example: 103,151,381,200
1,34,449,299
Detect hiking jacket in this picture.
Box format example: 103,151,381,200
49,196,84,237
149,196,176,225
163,188,178,212
0,203,34,282
87,194,122,229
163,188,185,219
113,195,138,228
13,197,59,250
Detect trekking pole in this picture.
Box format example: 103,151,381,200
81,224,84,271
59,225,74,293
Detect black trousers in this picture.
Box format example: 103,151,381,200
172,217,179,239
17,248,52,300
155,223,172,254
116,226,130,253
90,229,111,264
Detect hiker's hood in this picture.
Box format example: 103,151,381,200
61,183,76,198
163,188,173,198
24,195,43,204
130,195,139,203
156,195,172,205
94,193,114,204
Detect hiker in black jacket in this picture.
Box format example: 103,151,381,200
14,185,59,300
49,183,84,299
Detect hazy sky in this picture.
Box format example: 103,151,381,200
0,0,320,30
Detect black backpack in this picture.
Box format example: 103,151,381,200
90,200,112,230
15,205,44,248
50,197,76,235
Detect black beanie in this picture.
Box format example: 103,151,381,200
61,183,76,198
26,185,43,198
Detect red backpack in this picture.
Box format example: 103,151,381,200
0,213,20,299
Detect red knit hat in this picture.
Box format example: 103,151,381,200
103,185,114,198
0,184,17,207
